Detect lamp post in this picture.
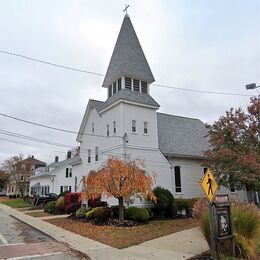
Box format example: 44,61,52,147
245,83,260,90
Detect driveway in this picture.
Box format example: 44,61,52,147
0,208,88,259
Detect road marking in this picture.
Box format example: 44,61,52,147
7,252,65,259
0,233,8,245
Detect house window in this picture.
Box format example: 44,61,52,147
108,85,112,97
69,168,72,177
74,177,77,192
144,122,148,134
125,77,131,90
203,168,208,174
60,186,63,193
174,166,182,192
113,121,116,133
133,79,140,91
113,82,117,94
107,124,109,136
11,186,14,193
141,81,148,93
230,185,235,192
66,168,69,178
118,78,121,91
69,186,72,192
95,146,98,161
132,120,136,133
20,175,24,181
92,123,94,133
88,149,91,163
47,186,49,194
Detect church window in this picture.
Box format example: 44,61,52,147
108,85,112,97
113,121,116,133
113,82,117,94
118,78,121,91
69,167,72,177
125,77,131,90
106,124,109,136
174,166,182,192
74,177,77,192
144,122,148,134
92,123,94,133
95,146,98,161
141,81,148,93
133,79,140,91
132,120,136,133
66,168,68,178
88,149,91,163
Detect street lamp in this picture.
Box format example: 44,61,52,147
245,83,260,90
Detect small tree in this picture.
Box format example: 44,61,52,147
205,96,260,191
85,157,156,220
1,154,25,197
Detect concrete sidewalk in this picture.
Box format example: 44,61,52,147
0,203,209,260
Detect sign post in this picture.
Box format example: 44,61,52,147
201,169,235,259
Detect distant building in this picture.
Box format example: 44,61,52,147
6,156,46,197
29,152,81,196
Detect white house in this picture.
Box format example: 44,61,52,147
29,14,248,203
72,14,247,204
29,152,81,196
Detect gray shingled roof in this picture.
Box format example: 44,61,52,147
89,99,105,112
157,113,209,158
102,14,155,87
101,89,159,111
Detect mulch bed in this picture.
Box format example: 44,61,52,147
46,217,198,248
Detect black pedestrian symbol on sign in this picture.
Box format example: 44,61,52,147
207,174,213,195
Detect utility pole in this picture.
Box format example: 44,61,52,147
122,133,128,161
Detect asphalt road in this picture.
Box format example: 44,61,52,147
0,209,88,259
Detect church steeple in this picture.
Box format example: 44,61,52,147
102,14,155,98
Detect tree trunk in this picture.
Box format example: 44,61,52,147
118,197,124,221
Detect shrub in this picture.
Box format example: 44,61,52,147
111,205,125,218
88,198,108,208
64,192,81,206
125,206,150,222
175,198,199,217
86,209,95,219
55,196,66,213
66,202,81,214
93,207,112,224
13,194,17,199
44,201,56,214
76,207,87,218
152,186,175,218
58,190,70,199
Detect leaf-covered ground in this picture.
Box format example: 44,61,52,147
26,211,51,217
46,218,198,248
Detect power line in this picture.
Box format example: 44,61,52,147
0,137,67,153
0,112,122,139
0,50,104,77
0,49,251,97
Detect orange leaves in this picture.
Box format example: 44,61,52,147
84,157,156,203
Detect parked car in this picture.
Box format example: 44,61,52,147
33,193,58,207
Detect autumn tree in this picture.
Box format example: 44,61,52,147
1,154,25,197
205,96,260,192
85,157,156,220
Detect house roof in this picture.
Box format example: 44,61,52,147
102,14,155,88
18,157,46,166
30,155,82,179
157,113,209,158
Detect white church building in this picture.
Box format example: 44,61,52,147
30,14,247,203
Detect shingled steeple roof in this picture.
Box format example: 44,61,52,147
102,14,155,88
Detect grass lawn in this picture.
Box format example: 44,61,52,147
1,198,32,208
26,211,50,217
46,218,198,248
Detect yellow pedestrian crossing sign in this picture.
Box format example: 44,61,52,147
201,169,218,202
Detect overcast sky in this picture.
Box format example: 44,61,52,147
0,0,259,164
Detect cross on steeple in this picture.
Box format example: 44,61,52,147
123,4,130,15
